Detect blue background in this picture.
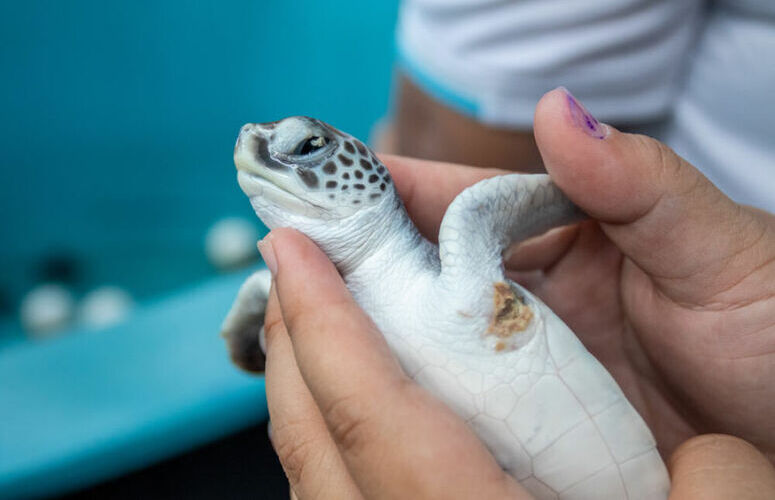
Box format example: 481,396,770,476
0,1,398,497
0,0,398,308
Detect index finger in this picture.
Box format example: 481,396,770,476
267,228,529,500
381,154,505,241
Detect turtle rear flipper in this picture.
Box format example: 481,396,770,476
221,269,272,373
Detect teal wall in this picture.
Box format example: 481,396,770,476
0,1,399,310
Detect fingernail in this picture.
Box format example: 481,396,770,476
257,236,278,275
560,87,609,140
258,326,266,354
503,244,517,263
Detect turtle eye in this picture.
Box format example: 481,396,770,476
294,136,329,156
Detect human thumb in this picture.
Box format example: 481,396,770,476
533,87,774,305
668,434,775,499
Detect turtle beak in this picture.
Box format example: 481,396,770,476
234,123,256,155
234,124,261,170
234,123,285,177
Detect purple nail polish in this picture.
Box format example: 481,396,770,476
560,87,609,140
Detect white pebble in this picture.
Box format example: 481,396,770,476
20,283,75,337
205,217,259,270
78,286,134,328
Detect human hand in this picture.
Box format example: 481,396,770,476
260,87,775,497
383,88,775,462
261,228,775,499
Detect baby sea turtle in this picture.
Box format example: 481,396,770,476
222,117,670,499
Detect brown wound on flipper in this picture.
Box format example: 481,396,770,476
487,282,533,341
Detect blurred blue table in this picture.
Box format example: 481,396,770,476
0,270,267,499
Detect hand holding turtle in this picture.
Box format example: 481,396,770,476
259,88,775,497
387,89,775,461
261,228,775,499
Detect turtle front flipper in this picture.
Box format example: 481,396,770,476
438,174,584,288
221,268,272,373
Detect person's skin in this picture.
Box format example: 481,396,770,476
386,75,545,172
383,75,646,173
258,88,775,498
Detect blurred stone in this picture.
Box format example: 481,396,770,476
20,283,75,337
205,217,259,270
78,286,134,329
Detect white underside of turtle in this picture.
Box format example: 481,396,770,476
221,117,670,499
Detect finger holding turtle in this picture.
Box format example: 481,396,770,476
262,229,775,500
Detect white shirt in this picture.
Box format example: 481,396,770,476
397,0,775,212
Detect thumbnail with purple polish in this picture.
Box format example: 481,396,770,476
562,88,608,140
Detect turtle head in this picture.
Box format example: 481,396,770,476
234,117,420,274
234,117,395,228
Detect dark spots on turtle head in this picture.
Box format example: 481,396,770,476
379,183,386,191
338,154,354,166
369,193,381,200
342,172,350,180
326,180,337,189
323,162,337,174
255,136,286,171
297,168,319,188
371,156,380,167
355,141,368,155
376,165,385,174
359,159,373,170
384,174,391,183
344,141,356,154
329,194,335,200
354,184,365,190
368,174,379,183
341,185,349,190
353,200,361,205
354,170,363,179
